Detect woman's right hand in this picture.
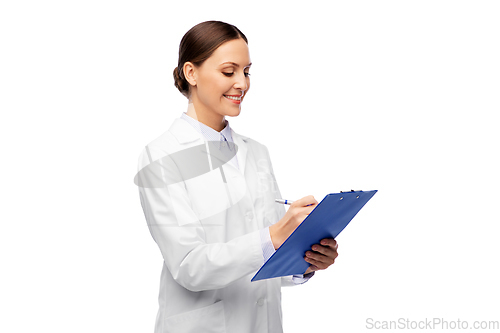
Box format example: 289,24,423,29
269,195,318,250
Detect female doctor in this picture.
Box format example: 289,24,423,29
136,21,339,333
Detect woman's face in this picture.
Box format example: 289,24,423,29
187,38,251,122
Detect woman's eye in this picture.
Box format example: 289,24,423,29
222,72,250,77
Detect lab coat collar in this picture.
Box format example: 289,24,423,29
168,117,249,176
168,117,204,145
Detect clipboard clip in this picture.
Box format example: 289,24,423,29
339,190,362,200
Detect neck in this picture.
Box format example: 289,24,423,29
185,101,226,132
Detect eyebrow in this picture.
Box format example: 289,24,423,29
219,62,252,68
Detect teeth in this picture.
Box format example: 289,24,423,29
224,95,241,101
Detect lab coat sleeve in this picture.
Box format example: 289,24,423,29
261,146,315,287
291,272,315,284
260,226,314,286
280,273,315,287
137,146,264,292
260,226,277,263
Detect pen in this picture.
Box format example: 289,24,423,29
275,199,294,205
275,199,315,207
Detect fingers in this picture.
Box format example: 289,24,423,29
304,239,339,269
304,205,316,215
291,195,318,217
286,195,318,230
305,248,338,264
320,238,338,250
305,239,338,258
305,252,337,268
305,265,319,274
292,195,318,208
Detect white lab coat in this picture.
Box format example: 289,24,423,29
137,117,308,333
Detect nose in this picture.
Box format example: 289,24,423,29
233,71,249,92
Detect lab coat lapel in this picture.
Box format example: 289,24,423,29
231,129,248,177
168,118,205,146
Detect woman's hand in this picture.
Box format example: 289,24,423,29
269,195,318,250
304,238,339,275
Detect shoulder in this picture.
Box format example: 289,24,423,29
233,131,273,163
147,130,177,153
137,118,186,165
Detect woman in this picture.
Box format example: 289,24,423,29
136,20,339,333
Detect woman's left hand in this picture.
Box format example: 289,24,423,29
304,238,338,275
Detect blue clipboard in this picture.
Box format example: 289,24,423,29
251,190,377,282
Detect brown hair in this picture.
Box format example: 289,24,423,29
173,21,248,98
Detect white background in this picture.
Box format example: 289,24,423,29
1,1,499,332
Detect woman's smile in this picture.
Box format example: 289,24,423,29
223,94,242,104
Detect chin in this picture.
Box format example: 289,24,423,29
225,107,242,117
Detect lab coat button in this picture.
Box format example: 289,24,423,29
257,298,265,306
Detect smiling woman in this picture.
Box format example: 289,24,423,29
137,20,337,333
173,21,252,131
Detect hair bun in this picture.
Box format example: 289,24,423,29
173,66,189,97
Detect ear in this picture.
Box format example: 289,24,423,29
183,62,197,87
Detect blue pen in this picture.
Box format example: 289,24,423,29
275,199,314,206
275,199,294,205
